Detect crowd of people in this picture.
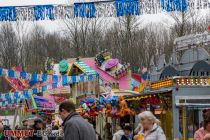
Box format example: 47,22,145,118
58,101,167,140
1,100,210,140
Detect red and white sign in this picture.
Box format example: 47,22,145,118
4,130,34,137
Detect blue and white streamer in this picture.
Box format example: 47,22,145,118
0,67,99,84
0,81,66,106
161,0,187,12
0,73,99,106
115,0,139,17
0,0,196,21
34,5,54,20
74,2,96,18
0,7,16,21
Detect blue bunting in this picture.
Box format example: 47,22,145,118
161,0,187,12
115,0,139,17
23,91,29,98
8,70,14,78
14,92,19,99
42,86,47,92
71,76,77,83
5,93,12,104
80,74,85,82
34,5,54,20
5,93,10,100
32,88,38,94
31,73,37,81
74,2,95,18
52,75,58,83
0,7,16,21
62,75,68,85
0,67,98,89
88,75,93,81
42,74,47,82
2,101,5,107
20,72,26,79
0,81,65,104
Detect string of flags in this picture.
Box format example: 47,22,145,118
1,0,205,21
0,81,64,107
115,0,139,17
0,67,99,108
161,0,187,12
0,67,98,84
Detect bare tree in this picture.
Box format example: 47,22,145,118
0,23,19,68
13,21,30,70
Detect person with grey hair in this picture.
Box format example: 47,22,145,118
133,111,166,140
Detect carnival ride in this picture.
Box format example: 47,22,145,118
5,67,29,92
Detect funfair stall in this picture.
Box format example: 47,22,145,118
141,32,210,140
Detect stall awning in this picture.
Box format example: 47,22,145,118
114,90,139,97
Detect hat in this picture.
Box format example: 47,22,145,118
105,59,119,69
59,60,68,73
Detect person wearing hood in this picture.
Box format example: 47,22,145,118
112,126,124,140
134,111,166,140
59,101,96,140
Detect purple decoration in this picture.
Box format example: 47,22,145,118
105,59,119,69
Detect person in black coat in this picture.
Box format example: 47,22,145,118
59,101,96,140
28,119,45,140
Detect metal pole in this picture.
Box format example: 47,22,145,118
13,106,18,129
182,107,186,140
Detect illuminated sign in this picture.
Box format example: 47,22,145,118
176,77,210,86
151,79,173,90
150,77,210,90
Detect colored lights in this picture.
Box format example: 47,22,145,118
151,79,173,90
151,77,210,90
176,77,209,86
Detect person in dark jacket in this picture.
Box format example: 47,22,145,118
121,125,133,140
59,101,96,140
29,118,48,140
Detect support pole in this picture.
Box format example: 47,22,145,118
172,91,180,140
182,107,186,140
13,107,18,129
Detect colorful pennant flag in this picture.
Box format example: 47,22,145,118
0,67,98,85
